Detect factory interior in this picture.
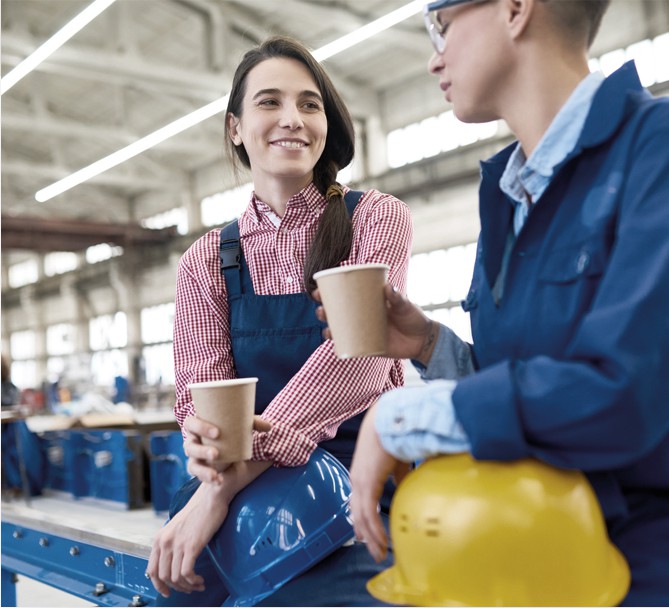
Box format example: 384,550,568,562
2,0,669,606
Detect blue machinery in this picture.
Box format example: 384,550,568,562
2,499,158,606
1,425,188,606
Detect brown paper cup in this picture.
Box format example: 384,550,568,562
314,263,390,358
187,378,257,468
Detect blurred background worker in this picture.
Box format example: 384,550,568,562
339,0,669,605
1,354,20,409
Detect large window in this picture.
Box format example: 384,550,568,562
44,252,79,276
8,258,38,288
388,33,669,171
142,207,188,235
388,113,498,169
141,303,176,385
407,243,477,343
9,330,38,388
89,313,128,386
85,243,123,264
202,183,253,227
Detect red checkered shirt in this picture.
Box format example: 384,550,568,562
173,182,413,466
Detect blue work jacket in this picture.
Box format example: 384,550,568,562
455,62,669,604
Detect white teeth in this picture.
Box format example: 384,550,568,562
274,141,305,148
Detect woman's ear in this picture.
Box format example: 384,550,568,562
503,0,534,40
227,112,242,146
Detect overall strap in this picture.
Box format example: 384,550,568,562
220,220,242,297
219,190,365,296
344,189,364,216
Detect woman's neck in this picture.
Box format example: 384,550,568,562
252,174,313,218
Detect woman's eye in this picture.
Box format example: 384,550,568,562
303,101,322,110
258,99,278,107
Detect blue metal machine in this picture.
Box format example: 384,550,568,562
1,500,159,607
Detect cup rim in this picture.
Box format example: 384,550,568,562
313,263,390,281
188,378,258,390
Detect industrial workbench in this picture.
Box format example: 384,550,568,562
1,494,164,607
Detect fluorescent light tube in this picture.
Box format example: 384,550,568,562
1,0,118,95
35,1,422,202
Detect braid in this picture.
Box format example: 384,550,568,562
303,163,353,293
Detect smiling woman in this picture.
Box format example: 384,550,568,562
226,58,329,217
146,36,413,607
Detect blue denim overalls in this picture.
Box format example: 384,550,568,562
158,191,394,607
219,190,365,469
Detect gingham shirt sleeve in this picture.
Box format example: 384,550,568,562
255,190,413,466
172,229,235,435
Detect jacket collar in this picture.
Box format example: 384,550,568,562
480,61,646,183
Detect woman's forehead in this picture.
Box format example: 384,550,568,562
246,57,320,92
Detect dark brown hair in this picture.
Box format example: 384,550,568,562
225,36,356,292
540,0,611,47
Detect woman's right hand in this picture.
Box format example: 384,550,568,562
314,284,438,364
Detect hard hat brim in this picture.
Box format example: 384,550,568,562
367,540,631,607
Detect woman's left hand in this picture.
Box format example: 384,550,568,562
184,415,273,484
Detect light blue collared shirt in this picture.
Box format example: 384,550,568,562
376,71,606,462
500,71,605,235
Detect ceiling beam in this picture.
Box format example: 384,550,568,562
1,215,179,252
1,112,223,155
1,32,226,100
2,161,181,190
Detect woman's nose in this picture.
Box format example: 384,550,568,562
279,104,303,129
428,50,444,75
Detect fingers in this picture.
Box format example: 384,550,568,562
253,415,272,433
392,461,412,486
352,494,388,562
184,438,218,464
147,544,170,598
187,458,224,484
384,283,410,310
184,415,219,441
148,539,205,598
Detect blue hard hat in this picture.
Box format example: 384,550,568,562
207,447,354,607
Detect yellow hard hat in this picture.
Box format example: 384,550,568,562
367,454,630,607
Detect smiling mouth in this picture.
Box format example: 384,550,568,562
272,140,307,149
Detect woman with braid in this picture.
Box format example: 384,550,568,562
148,36,413,606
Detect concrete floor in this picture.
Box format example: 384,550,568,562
14,576,94,607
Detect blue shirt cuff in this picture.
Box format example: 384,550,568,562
375,380,471,462
413,323,475,381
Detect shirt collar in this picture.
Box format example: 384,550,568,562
500,70,605,208
250,181,326,225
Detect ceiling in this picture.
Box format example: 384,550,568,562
2,0,669,257
1,0,431,252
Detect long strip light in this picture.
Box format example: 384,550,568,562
1,0,117,95
35,0,423,203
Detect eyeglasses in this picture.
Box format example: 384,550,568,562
423,0,490,54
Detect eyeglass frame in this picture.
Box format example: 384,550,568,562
423,0,491,54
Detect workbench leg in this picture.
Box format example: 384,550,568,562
2,566,17,606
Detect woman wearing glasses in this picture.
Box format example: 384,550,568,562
343,0,669,605
147,35,412,606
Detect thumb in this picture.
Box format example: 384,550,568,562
253,416,272,433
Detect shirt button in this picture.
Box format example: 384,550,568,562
286,276,294,284
576,251,590,274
